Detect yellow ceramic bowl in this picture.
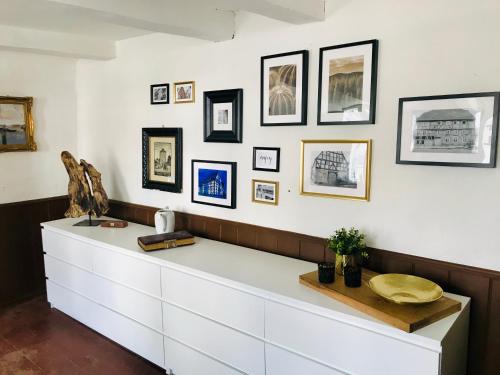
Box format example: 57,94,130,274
368,274,443,304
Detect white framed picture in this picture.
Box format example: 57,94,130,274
253,147,280,172
191,159,237,209
252,179,279,205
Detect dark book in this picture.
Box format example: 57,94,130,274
138,230,195,251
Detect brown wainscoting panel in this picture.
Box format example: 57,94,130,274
107,199,500,375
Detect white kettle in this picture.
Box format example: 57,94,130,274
154,207,175,234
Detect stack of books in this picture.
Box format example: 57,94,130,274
138,230,195,252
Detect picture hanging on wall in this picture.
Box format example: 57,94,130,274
204,89,243,143
300,139,372,201
252,179,279,205
261,50,308,126
0,96,36,153
317,40,378,125
396,92,500,167
142,127,182,192
253,147,280,172
150,83,169,104
192,160,237,209
174,81,195,103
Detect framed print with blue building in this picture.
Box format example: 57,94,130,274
191,160,237,208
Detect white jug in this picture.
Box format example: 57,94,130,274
154,207,175,234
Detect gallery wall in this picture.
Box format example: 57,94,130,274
0,50,77,204
76,0,500,272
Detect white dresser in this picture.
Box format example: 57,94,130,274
42,218,470,375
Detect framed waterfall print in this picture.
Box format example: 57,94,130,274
261,50,308,126
204,89,243,143
191,160,237,209
318,40,378,125
396,92,500,167
0,96,37,152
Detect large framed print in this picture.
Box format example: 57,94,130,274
204,89,243,143
0,96,37,152
142,127,182,192
317,40,378,125
192,160,237,209
300,140,372,201
396,92,500,167
261,50,308,126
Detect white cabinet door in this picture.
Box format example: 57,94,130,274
42,230,93,270
163,268,264,337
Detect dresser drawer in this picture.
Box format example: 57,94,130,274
265,301,440,375
164,303,265,375
163,268,264,337
42,230,93,271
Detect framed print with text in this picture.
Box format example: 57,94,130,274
253,147,280,172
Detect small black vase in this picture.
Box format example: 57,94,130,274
318,262,335,284
344,266,362,287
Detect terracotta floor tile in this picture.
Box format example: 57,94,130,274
0,349,43,375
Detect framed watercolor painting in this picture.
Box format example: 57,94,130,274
252,179,279,205
204,89,243,143
150,83,169,104
396,92,500,167
174,81,195,103
300,139,372,201
253,147,280,172
142,127,182,192
317,40,378,125
261,50,308,126
0,96,36,152
191,160,237,209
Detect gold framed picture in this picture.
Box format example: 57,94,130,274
0,96,37,152
300,139,372,201
174,81,195,103
252,179,279,205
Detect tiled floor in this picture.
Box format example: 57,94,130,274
0,296,164,374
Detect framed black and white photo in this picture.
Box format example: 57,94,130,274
142,128,182,192
150,83,169,104
300,140,372,201
253,147,280,172
192,160,237,209
204,89,243,143
252,179,279,206
318,40,378,125
261,50,308,126
396,92,500,167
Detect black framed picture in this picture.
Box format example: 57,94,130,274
150,84,169,104
253,147,280,172
191,160,237,208
396,92,500,168
142,128,182,192
261,50,308,126
204,89,243,143
318,40,378,125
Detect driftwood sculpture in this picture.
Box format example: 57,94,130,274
80,159,109,217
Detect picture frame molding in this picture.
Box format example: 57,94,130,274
252,146,281,172
150,83,169,105
204,89,243,143
174,81,195,104
0,96,36,153
191,159,237,209
252,179,279,206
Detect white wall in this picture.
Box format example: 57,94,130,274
76,0,500,271
0,50,77,204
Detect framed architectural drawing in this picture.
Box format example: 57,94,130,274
191,160,237,208
174,81,195,103
261,50,308,126
150,83,169,104
0,96,36,152
396,92,500,167
300,140,372,201
252,179,279,205
204,89,243,143
253,147,280,172
317,40,378,125
142,127,183,192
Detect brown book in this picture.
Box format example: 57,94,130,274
138,230,195,252
101,220,128,228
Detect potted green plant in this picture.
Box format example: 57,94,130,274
327,227,368,287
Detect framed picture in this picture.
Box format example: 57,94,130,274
252,179,279,205
300,140,372,201
261,50,308,126
204,89,243,143
0,96,36,152
253,147,280,172
174,81,195,103
150,84,169,104
192,160,237,209
317,40,378,125
142,127,182,192
396,92,500,167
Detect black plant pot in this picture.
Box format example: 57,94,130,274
344,266,361,287
318,262,335,284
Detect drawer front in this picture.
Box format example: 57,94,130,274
42,230,93,271
163,268,264,337
93,247,162,298
266,344,344,375
165,338,244,375
164,303,265,375
47,281,165,368
265,301,440,375
45,255,96,300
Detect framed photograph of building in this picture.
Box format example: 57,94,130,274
252,179,279,205
142,127,182,192
261,50,308,126
317,40,378,125
174,81,195,103
204,89,243,143
253,147,280,172
0,96,37,152
396,92,500,167
300,140,372,201
192,160,237,208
